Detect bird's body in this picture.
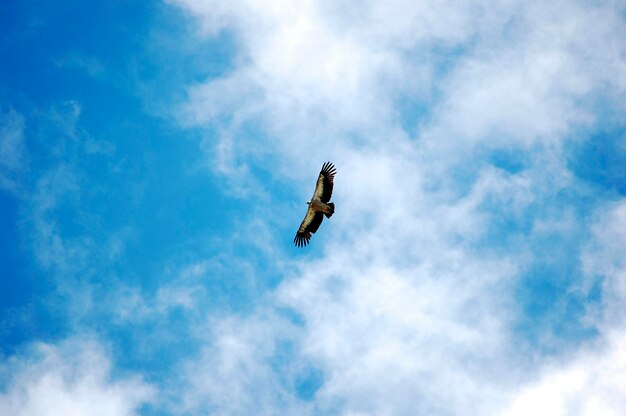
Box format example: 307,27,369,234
308,199,333,215
294,162,336,247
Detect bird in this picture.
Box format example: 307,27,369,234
294,162,337,247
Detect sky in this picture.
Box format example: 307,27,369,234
1,0,626,415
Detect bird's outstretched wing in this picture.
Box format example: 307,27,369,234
294,208,324,247
312,162,336,203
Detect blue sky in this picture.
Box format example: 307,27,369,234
1,0,626,415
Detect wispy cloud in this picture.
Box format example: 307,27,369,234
502,330,626,416
0,337,154,416
177,311,308,415
53,54,106,78
0,110,27,194
582,201,626,330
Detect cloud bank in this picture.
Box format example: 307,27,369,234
167,0,626,414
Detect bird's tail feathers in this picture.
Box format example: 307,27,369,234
325,203,335,218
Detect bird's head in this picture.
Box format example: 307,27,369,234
306,201,311,205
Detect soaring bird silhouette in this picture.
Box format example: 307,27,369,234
294,162,336,247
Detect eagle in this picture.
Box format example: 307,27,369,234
294,162,337,247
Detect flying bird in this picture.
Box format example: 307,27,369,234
294,162,337,247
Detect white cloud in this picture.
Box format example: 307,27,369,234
421,1,626,157
113,263,208,323
0,338,154,416
502,330,626,416
278,253,517,415
167,0,626,414
493,199,626,415
582,200,626,330
178,312,311,415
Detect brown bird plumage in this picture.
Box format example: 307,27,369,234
294,162,336,247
